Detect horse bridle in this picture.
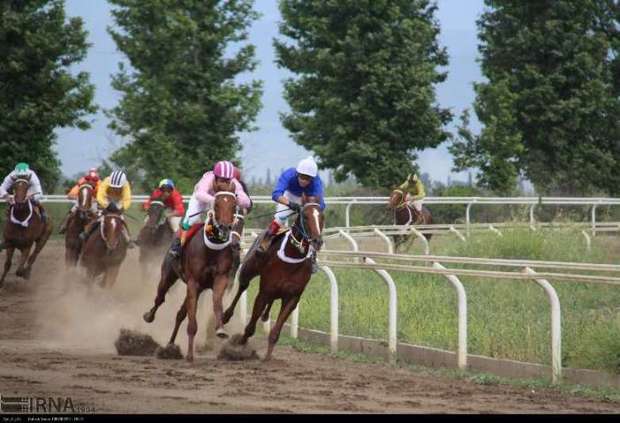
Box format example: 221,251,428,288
290,202,323,251
11,178,32,204
100,213,124,250
391,189,408,209
77,184,93,213
206,191,236,242
146,200,167,231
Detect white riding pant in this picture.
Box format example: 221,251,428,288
405,195,423,212
183,194,212,227
143,213,182,232
274,191,302,227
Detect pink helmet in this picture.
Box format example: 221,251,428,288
213,160,235,179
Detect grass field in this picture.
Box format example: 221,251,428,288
246,228,620,374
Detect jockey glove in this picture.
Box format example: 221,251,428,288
289,202,301,213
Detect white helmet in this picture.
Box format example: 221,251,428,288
296,157,318,178
109,170,127,188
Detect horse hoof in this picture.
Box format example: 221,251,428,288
216,328,229,339
143,311,155,323
186,355,194,362
22,268,31,280
15,269,24,278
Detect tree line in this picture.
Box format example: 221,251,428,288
1,0,618,195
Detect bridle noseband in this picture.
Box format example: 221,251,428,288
290,202,322,251
206,191,236,242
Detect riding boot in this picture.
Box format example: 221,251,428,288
168,230,185,258
79,221,99,242
58,210,73,234
257,220,281,254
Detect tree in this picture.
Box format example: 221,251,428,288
275,0,451,188
0,0,96,192
450,0,620,195
107,0,263,194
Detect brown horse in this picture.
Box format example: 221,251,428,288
0,178,53,287
388,188,432,250
137,201,174,281
79,209,128,288
142,186,238,361
64,184,96,267
222,195,324,361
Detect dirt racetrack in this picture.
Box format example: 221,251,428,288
1,240,619,414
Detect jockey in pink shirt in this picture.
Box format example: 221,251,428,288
168,160,251,257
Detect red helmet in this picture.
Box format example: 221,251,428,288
233,166,241,181
85,167,99,182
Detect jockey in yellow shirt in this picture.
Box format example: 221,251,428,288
397,173,426,218
80,170,135,248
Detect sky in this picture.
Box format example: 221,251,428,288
56,0,485,184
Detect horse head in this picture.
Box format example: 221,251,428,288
296,195,324,251
77,184,94,216
388,188,406,210
144,200,166,234
208,185,236,241
101,213,125,251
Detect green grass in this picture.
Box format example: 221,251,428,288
246,228,620,375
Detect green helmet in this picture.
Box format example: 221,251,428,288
15,162,30,175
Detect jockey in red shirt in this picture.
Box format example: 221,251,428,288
143,179,185,233
58,167,101,234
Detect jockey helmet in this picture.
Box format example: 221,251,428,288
159,178,175,190
409,173,418,182
296,157,318,178
15,162,30,176
109,170,128,188
213,161,235,179
86,167,99,181
233,166,241,181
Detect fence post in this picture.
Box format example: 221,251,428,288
523,267,562,384
338,229,359,253
466,202,473,238
581,230,591,252
363,257,397,364
432,262,468,370
591,204,598,236
320,265,339,354
290,303,299,338
374,228,394,254
345,201,355,229
529,204,536,226
409,227,430,255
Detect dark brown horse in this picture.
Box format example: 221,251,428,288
0,178,53,287
64,184,96,267
222,195,324,361
137,200,174,281
142,186,238,361
388,188,432,250
79,209,128,288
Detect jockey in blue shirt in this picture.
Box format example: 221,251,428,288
257,157,325,270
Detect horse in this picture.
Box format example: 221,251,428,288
64,183,96,267
388,188,432,251
0,178,53,287
137,200,175,281
142,185,238,361
79,207,128,289
221,195,324,361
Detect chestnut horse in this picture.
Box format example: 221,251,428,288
142,186,238,361
64,184,96,267
137,201,174,280
388,188,432,250
79,209,128,288
222,195,324,361
0,178,53,287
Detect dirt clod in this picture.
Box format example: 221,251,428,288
115,329,161,356
155,343,183,360
218,334,259,361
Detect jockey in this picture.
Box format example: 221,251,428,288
168,160,251,258
257,157,325,272
398,172,426,217
58,167,101,234
0,162,47,223
143,178,185,233
79,170,135,248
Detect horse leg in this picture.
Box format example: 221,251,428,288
168,301,188,346
264,296,300,361
261,300,274,322
143,257,179,323
103,264,121,289
222,260,257,324
212,274,229,339
185,277,200,362
23,228,52,279
240,290,268,345
0,247,15,288
15,245,32,279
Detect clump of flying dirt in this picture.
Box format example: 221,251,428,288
115,328,161,356
155,343,183,359
218,334,259,361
